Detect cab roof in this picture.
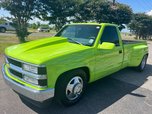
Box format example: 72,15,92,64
67,23,118,27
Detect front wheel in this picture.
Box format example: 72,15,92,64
55,69,87,106
137,55,148,71
0,28,6,33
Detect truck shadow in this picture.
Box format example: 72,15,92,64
21,64,152,114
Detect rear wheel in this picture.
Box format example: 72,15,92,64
55,69,87,106
136,55,148,71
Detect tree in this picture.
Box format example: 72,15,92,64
39,0,132,31
31,23,38,29
39,0,83,31
74,0,107,22
0,17,6,24
128,13,152,40
109,3,133,25
37,21,41,28
75,1,132,29
0,0,40,43
113,0,116,5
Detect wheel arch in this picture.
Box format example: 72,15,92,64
128,45,148,67
145,53,149,57
0,27,6,30
58,66,90,81
55,66,90,89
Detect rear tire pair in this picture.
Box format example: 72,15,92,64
136,54,148,72
55,69,87,106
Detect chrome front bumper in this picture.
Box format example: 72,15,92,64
2,64,54,102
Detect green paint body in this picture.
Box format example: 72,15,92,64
4,23,148,90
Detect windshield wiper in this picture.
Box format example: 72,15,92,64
67,38,83,45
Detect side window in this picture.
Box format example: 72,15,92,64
100,26,120,46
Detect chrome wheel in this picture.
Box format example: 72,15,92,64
66,76,83,100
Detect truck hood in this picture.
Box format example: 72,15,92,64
5,37,89,64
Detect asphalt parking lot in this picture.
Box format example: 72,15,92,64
0,39,152,114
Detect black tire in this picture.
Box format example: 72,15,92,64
136,54,148,72
0,27,6,33
55,69,87,106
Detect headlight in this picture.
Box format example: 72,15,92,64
23,75,38,85
22,64,38,74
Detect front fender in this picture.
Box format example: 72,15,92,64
45,49,95,88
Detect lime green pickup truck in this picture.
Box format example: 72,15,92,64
2,23,148,106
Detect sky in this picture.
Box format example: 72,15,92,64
0,8,10,17
117,0,152,14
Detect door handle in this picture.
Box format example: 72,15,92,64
119,50,122,54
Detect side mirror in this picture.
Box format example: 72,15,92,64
99,42,115,50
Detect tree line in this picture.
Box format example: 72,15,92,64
0,0,152,42
128,13,152,40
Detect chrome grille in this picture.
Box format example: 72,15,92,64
5,56,47,87
7,57,22,67
6,57,23,79
9,68,23,78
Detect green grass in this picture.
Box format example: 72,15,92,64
121,33,135,40
0,35,18,55
0,42,17,55
28,28,56,34
0,32,55,55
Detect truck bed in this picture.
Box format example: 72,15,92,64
122,40,144,45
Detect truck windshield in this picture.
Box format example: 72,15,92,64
55,25,101,46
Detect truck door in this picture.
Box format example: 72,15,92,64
95,26,123,80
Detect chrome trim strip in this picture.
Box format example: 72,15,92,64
9,63,46,79
7,65,47,89
6,55,46,67
5,57,9,64
2,64,54,102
